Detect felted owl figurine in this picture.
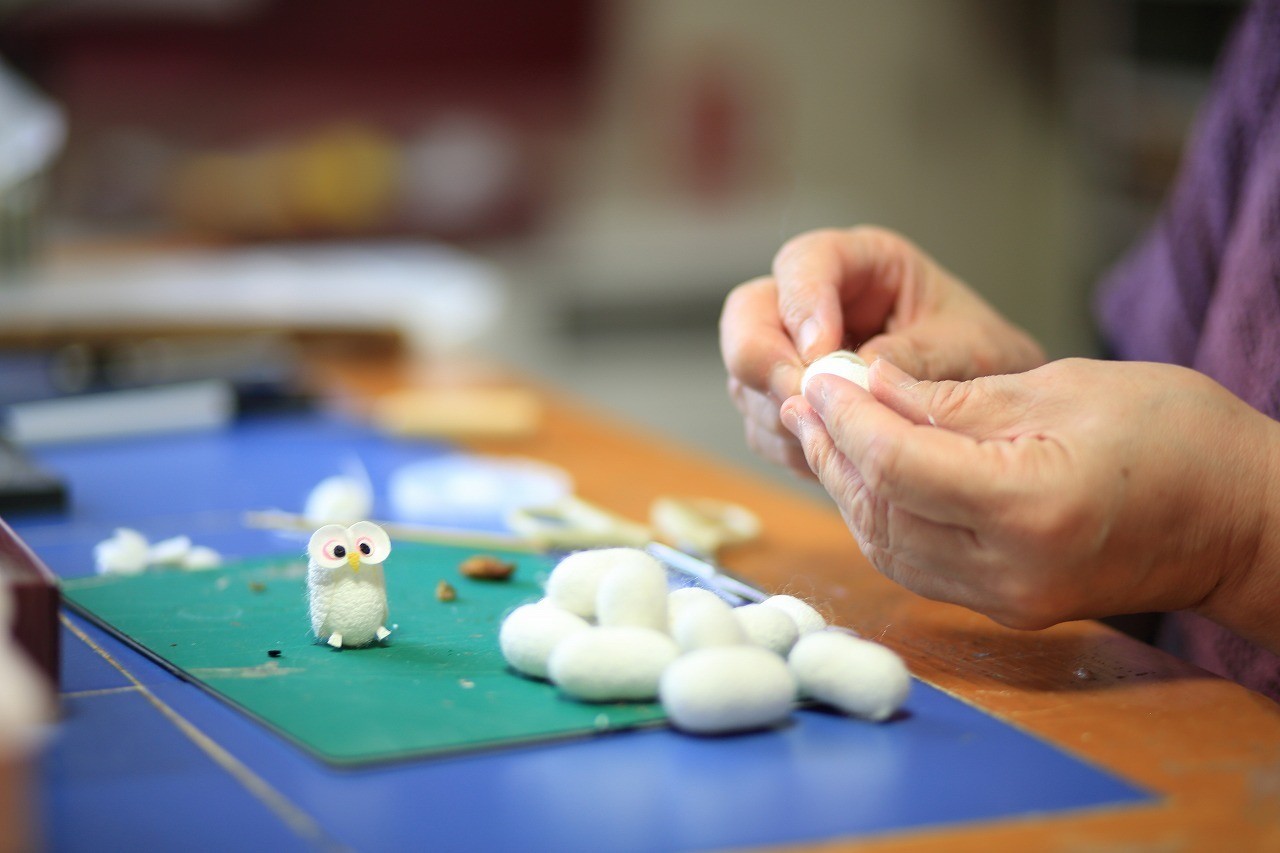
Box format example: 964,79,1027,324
307,521,393,648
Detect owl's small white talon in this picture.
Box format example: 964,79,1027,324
328,633,343,649
376,626,391,641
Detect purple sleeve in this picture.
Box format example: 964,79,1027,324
1094,0,1280,374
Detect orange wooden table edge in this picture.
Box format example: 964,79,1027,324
316,357,1280,851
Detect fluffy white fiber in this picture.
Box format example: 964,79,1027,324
666,587,722,629
733,603,800,657
304,474,373,525
499,601,590,679
548,626,679,702
94,528,221,574
498,547,910,736
788,631,910,722
595,549,669,631
660,646,795,735
93,528,150,575
671,598,744,653
544,549,619,619
761,594,827,635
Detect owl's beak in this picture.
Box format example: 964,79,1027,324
347,552,361,572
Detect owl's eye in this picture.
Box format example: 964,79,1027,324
346,521,391,563
307,524,351,569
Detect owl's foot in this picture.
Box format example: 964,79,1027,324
375,626,392,642
327,633,343,649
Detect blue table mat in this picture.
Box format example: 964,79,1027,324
17,414,1154,851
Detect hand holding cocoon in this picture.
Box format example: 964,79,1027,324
499,601,591,679
660,646,795,734
671,598,745,652
788,631,910,722
761,594,827,635
596,549,669,631
801,350,869,394
548,626,679,702
733,603,800,656
546,549,628,619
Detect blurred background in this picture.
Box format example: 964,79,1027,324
0,0,1245,484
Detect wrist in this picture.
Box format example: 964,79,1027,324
1195,411,1280,655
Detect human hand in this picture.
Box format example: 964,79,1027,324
720,226,1044,476
781,357,1280,649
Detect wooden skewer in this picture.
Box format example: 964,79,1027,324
242,510,544,554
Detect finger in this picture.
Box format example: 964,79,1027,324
803,373,1023,528
860,322,1038,384
744,417,813,475
720,276,804,400
773,226,919,360
859,325,994,382
783,397,1003,611
729,379,792,438
867,359,1029,440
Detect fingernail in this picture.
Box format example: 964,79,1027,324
801,374,827,411
873,358,919,389
797,318,822,358
769,362,801,401
779,402,802,437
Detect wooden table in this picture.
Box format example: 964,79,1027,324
312,352,1280,850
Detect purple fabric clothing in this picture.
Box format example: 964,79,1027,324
1096,0,1280,700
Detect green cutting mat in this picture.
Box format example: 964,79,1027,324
62,542,666,766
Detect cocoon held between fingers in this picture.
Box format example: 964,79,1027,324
802,351,869,395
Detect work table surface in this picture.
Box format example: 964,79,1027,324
310,354,1280,851
17,349,1280,851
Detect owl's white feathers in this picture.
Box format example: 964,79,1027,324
307,521,392,648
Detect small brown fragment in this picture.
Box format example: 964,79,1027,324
458,554,516,581
248,581,267,593
436,580,457,602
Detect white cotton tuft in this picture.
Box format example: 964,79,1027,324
544,549,617,619
147,535,192,566
548,626,679,702
499,601,591,680
671,598,744,652
595,549,669,632
666,587,724,632
94,528,150,575
801,350,869,394
660,646,795,734
181,546,222,571
761,594,826,635
733,603,800,657
787,631,910,722
304,475,373,525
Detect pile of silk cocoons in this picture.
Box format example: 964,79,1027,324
499,547,910,735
